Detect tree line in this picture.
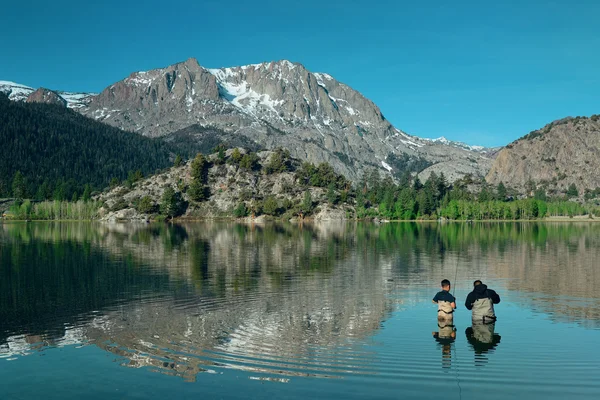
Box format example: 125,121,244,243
353,169,599,220
4,135,599,221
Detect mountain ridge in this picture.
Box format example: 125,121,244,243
2,58,495,182
486,116,600,194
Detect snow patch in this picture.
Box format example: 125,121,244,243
423,136,489,152
126,72,155,87
59,92,97,109
400,139,424,149
314,73,333,81
0,81,35,101
345,105,357,115
208,69,284,119
381,161,393,172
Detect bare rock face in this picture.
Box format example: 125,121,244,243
26,88,67,107
486,117,600,193
314,205,347,221
81,57,223,134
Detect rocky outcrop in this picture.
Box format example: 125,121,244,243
486,116,600,194
97,149,353,220
100,207,150,222
26,88,67,107
314,204,347,221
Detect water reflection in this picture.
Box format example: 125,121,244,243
432,321,457,369
465,323,502,366
0,221,599,381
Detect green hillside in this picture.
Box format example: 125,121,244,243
0,93,173,199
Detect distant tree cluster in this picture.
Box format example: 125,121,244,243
264,148,292,174
295,162,349,190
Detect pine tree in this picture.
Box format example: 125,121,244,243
496,182,507,201
302,190,313,214
161,187,182,217
240,153,259,171
263,196,279,215
233,202,248,218
12,171,27,199
137,196,155,214
567,183,579,198
478,186,491,202
413,176,423,191
188,180,208,202
327,183,338,205
231,148,242,164
191,153,208,183
82,184,92,202
174,154,183,167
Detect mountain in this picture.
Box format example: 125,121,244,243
80,58,495,182
2,59,494,182
0,81,95,109
486,116,600,194
26,88,67,107
0,92,173,198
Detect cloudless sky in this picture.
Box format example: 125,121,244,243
1,0,599,146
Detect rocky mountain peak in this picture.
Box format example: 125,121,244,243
26,88,67,107
486,116,600,194
1,81,94,109
82,57,221,129
206,59,389,138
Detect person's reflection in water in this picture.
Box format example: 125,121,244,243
465,322,501,366
432,321,456,369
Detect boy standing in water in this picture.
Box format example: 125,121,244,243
433,279,456,322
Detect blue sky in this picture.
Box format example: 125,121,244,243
1,0,599,147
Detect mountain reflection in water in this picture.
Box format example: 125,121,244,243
0,221,599,383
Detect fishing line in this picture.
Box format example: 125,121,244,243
451,252,463,400
452,252,458,297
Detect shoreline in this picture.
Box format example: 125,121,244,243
1,216,597,223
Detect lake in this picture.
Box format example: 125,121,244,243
0,221,599,399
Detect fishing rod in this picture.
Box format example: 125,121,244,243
452,254,459,298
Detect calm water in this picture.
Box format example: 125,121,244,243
0,222,599,399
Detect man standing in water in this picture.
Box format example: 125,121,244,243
465,280,501,323
432,279,456,322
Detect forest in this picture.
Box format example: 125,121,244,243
0,92,173,199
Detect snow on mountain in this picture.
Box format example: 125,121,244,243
424,136,491,153
207,67,284,119
57,91,97,109
0,81,34,101
1,80,96,109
